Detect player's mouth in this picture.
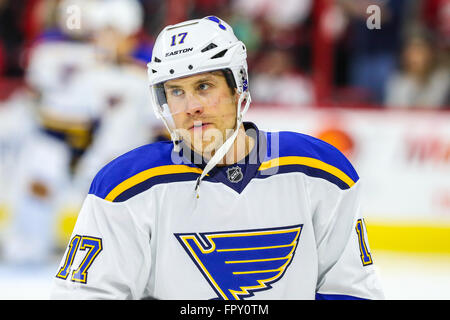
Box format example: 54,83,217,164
189,122,212,131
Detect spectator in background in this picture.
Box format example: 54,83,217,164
231,0,312,31
421,0,450,50
338,0,407,105
225,12,263,66
384,27,449,108
230,0,312,63
230,0,314,106
250,46,314,106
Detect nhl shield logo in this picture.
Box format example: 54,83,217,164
226,166,243,183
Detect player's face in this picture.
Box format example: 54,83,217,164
164,71,238,156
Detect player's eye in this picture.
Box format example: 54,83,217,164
170,88,184,96
198,82,211,91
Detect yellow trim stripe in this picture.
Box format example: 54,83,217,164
233,268,282,275
105,165,203,202
258,156,356,188
217,243,293,252
225,256,289,264
366,221,450,254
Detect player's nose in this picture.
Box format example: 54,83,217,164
184,92,204,115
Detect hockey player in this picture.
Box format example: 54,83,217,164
3,0,98,264
50,16,384,300
5,0,157,263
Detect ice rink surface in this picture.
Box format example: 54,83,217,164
0,250,449,300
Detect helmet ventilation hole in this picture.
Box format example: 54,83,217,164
201,43,217,52
211,49,227,59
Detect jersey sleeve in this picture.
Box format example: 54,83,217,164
273,131,383,299
308,179,384,300
50,194,152,299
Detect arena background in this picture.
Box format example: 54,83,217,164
0,0,449,299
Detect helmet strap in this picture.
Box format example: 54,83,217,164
194,91,251,197
159,104,182,152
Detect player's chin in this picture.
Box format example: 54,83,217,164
191,125,223,141
190,137,222,158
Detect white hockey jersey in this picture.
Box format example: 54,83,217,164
50,122,384,300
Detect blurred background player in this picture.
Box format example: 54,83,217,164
2,0,97,265
70,0,160,197
3,0,159,265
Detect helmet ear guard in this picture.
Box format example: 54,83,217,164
154,83,167,109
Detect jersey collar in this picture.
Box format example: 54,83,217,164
177,122,267,194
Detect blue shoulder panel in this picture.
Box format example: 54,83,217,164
89,141,201,202
259,131,359,189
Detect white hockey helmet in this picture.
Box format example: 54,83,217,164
147,16,251,145
86,0,144,36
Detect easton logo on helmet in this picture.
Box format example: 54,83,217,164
165,47,193,57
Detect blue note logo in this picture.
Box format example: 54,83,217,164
205,16,226,30
174,224,303,300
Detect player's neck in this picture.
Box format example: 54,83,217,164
216,125,255,166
